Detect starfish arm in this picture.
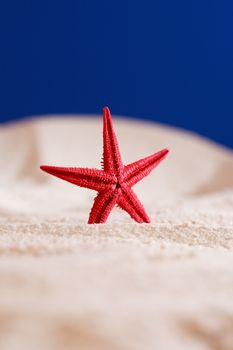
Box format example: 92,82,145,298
40,166,116,192
123,148,169,187
88,190,118,224
102,107,123,177
117,185,150,223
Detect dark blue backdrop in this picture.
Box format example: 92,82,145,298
0,1,233,148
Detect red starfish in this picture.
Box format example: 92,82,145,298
40,107,169,224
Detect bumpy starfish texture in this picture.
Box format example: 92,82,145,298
40,107,169,224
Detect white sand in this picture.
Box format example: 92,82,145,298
0,115,233,350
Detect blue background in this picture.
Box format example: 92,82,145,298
0,0,232,148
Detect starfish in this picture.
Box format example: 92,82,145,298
40,107,169,224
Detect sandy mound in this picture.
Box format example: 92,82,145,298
0,115,232,350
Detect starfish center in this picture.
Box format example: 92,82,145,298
115,181,122,189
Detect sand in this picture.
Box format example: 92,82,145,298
0,115,233,350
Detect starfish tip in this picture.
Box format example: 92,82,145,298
103,106,110,113
40,165,51,173
103,106,112,121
